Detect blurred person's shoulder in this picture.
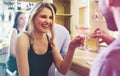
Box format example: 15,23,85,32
106,38,120,57
54,23,69,33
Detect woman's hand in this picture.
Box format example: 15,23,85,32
69,36,85,50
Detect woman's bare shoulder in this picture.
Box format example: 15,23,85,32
17,32,30,44
10,28,17,34
16,32,30,50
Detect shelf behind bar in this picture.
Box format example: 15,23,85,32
56,14,72,17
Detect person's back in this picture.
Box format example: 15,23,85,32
90,38,120,76
54,24,70,57
48,23,71,76
89,0,120,76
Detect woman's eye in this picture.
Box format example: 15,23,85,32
50,16,53,19
41,15,46,18
40,15,53,19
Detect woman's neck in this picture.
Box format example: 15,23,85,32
33,31,47,40
18,26,24,32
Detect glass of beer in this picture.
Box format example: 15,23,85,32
85,37,99,52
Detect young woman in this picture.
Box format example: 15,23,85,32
6,12,26,75
16,2,84,76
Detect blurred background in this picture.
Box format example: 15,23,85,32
0,0,118,75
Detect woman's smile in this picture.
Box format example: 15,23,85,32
41,23,50,28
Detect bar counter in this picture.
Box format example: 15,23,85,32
70,47,106,76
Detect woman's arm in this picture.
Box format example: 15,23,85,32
8,28,18,57
15,33,30,76
51,36,84,75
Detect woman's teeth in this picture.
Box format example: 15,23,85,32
42,24,49,28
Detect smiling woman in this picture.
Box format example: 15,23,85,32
33,7,53,33
15,2,57,76
15,1,84,76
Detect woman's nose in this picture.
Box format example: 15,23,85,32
45,18,51,23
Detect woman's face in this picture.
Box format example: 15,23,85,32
17,13,26,28
33,7,53,33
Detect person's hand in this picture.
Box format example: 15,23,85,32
69,36,85,50
91,28,115,45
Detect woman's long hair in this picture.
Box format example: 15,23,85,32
13,12,25,29
27,2,57,45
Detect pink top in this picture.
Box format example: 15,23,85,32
89,38,120,76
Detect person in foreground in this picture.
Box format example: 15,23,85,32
89,0,120,76
6,12,26,75
15,2,84,76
